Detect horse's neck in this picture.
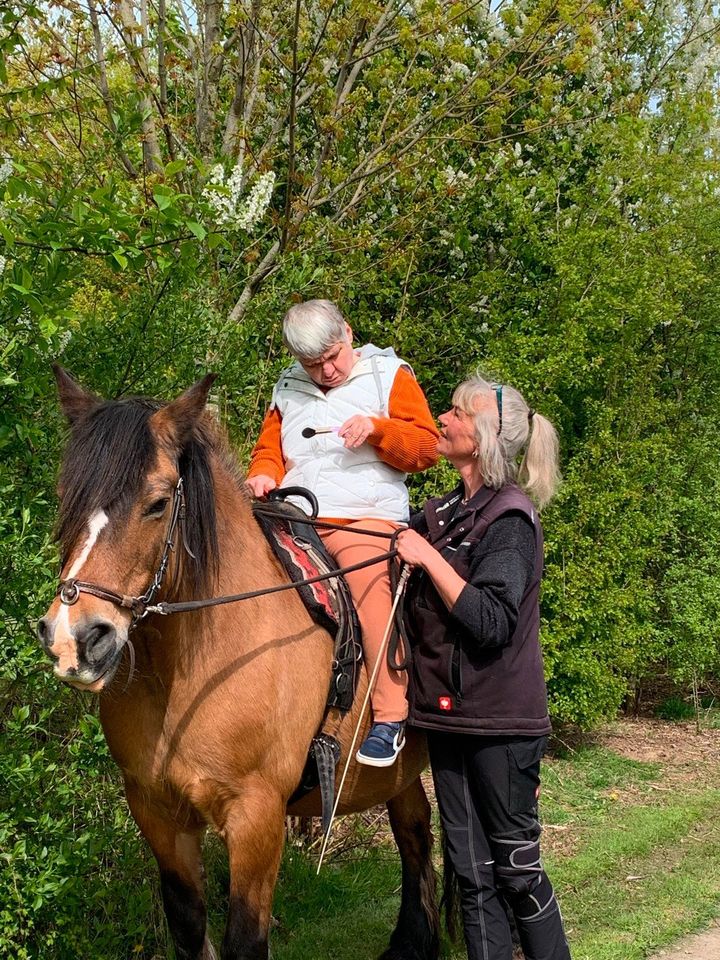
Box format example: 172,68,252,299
130,461,289,675
105,459,330,757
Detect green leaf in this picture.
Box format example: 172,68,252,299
153,193,173,211
165,159,186,177
111,251,128,269
187,221,207,240
39,316,58,336
0,221,14,247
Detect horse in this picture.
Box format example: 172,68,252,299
37,367,439,960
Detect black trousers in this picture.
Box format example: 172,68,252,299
428,731,571,960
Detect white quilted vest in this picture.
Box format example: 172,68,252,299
271,345,410,520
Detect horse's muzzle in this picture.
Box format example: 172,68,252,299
38,612,124,690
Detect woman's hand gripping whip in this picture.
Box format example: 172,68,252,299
316,563,411,873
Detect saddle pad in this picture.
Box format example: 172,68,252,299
252,496,362,713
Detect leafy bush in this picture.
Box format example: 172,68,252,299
654,697,696,723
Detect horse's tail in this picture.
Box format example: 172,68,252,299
440,822,461,942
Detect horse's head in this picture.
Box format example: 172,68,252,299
38,366,218,692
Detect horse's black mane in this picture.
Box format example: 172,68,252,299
57,397,219,595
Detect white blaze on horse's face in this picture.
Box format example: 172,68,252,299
38,508,128,690
54,509,110,673
67,509,109,579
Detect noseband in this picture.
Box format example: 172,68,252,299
56,478,188,628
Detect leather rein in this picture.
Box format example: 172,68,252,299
56,479,401,628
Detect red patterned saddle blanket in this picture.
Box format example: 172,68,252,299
252,495,361,713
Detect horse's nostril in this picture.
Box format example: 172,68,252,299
37,617,51,651
79,621,117,665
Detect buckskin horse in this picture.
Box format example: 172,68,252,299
37,368,438,960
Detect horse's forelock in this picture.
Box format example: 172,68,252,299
56,398,219,596
57,398,159,557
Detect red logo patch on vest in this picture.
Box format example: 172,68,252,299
438,696,453,711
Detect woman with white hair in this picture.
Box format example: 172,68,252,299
247,299,438,766
396,376,571,960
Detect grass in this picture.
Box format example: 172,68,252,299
263,737,720,960
272,848,405,960
552,798,720,960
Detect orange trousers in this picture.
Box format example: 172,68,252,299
320,519,408,723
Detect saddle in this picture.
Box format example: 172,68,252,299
251,489,362,713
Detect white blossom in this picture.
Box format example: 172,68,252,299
0,255,6,275
443,165,471,187
57,329,73,352
202,164,275,231
486,11,507,42
0,158,12,185
235,172,276,232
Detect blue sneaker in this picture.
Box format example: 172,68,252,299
356,722,406,767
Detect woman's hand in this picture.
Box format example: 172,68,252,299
396,529,440,571
397,528,467,610
245,474,277,498
338,414,374,449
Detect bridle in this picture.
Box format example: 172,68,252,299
56,479,404,631
57,477,188,627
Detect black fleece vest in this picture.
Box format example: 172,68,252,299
405,484,551,736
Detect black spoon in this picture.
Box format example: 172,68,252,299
301,426,338,438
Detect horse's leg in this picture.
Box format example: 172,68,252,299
125,781,216,960
220,782,286,960
381,776,440,960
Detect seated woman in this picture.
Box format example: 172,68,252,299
396,375,571,960
246,299,438,766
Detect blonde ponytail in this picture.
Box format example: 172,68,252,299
518,412,560,510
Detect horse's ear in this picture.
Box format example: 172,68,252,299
151,374,217,451
53,364,101,426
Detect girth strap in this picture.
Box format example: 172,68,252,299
288,734,342,834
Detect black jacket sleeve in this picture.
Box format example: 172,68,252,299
448,513,536,650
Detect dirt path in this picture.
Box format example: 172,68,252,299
649,919,720,959
597,718,720,790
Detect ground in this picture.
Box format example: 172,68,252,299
650,919,720,960
598,717,720,790
596,718,720,960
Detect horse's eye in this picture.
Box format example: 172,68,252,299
145,498,169,518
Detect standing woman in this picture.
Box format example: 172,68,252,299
396,375,571,960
